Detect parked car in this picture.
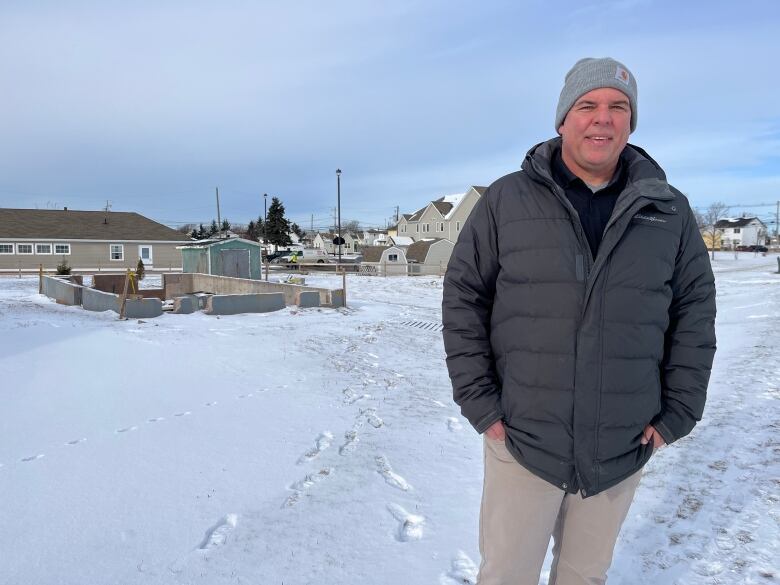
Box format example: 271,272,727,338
749,245,769,253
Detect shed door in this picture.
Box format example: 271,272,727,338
221,249,250,278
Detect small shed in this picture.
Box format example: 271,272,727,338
361,245,408,276
406,238,454,267
178,238,263,279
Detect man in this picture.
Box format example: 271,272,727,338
442,57,716,585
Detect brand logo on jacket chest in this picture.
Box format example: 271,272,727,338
633,214,667,224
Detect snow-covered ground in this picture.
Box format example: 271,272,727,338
1,255,778,585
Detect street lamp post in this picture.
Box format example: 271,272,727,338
336,169,342,264
263,193,268,247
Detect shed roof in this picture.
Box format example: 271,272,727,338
406,238,444,263
361,245,390,262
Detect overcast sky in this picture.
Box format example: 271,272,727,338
1,0,778,230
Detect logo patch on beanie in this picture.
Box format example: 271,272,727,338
615,66,630,86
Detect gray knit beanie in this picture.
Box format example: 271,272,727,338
555,57,638,133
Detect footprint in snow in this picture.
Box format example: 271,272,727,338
339,430,360,456
439,551,478,585
147,417,165,423
204,402,218,407
387,503,425,542
174,411,191,417
447,417,463,432
376,455,411,491
237,393,253,399
363,408,384,428
198,514,238,550
65,438,87,446
21,454,45,463
284,468,333,508
116,426,138,434
298,432,333,463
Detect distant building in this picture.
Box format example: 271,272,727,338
397,186,485,243
313,232,360,254
0,208,190,273
715,217,768,249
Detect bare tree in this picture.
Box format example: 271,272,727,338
699,201,729,260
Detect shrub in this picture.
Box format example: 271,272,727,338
56,258,71,275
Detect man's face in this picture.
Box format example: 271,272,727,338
557,87,631,184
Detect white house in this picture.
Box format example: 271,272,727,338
313,232,360,254
715,217,768,248
361,229,388,246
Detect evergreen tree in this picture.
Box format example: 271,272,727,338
257,216,266,243
266,197,292,247
135,258,146,281
208,220,219,237
190,228,198,239
222,218,231,232
246,220,258,241
198,223,207,239
291,222,305,240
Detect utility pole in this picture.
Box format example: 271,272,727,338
776,200,779,241
263,193,268,246
215,187,222,239
336,169,342,264
395,206,399,223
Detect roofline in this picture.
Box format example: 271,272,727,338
0,237,191,244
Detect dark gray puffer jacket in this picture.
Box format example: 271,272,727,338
442,137,716,497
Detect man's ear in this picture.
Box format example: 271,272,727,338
557,124,564,136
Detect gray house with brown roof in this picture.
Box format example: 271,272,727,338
396,186,485,243
0,208,191,273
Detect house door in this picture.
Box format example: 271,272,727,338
221,249,250,278
138,245,153,267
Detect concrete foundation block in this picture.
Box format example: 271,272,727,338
82,287,119,312
173,296,198,314
125,297,163,318
42,276,83,306
296,290,320,308
206,293,286,315
329,289,345,308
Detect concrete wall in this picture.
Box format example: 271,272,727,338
41,275,83,305
205,293,285,315
81,287,162,318
82,287,120,312
164,273,343,307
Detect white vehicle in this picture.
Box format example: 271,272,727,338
277,248,330,264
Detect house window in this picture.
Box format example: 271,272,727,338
733,228,740,234
0,244,13,254
388,254,398,261
17,244,33,254
456,221,461,231
416,224,419,233
110,244,124,261
401,225,406,233
35,243,52,254
55,244,71,255
423,223,430,233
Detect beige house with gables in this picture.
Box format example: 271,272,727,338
0,208,190,273
396,186,486,243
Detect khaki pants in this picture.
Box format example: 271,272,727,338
478,437,642,585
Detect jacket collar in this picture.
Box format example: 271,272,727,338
522,137,675,202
